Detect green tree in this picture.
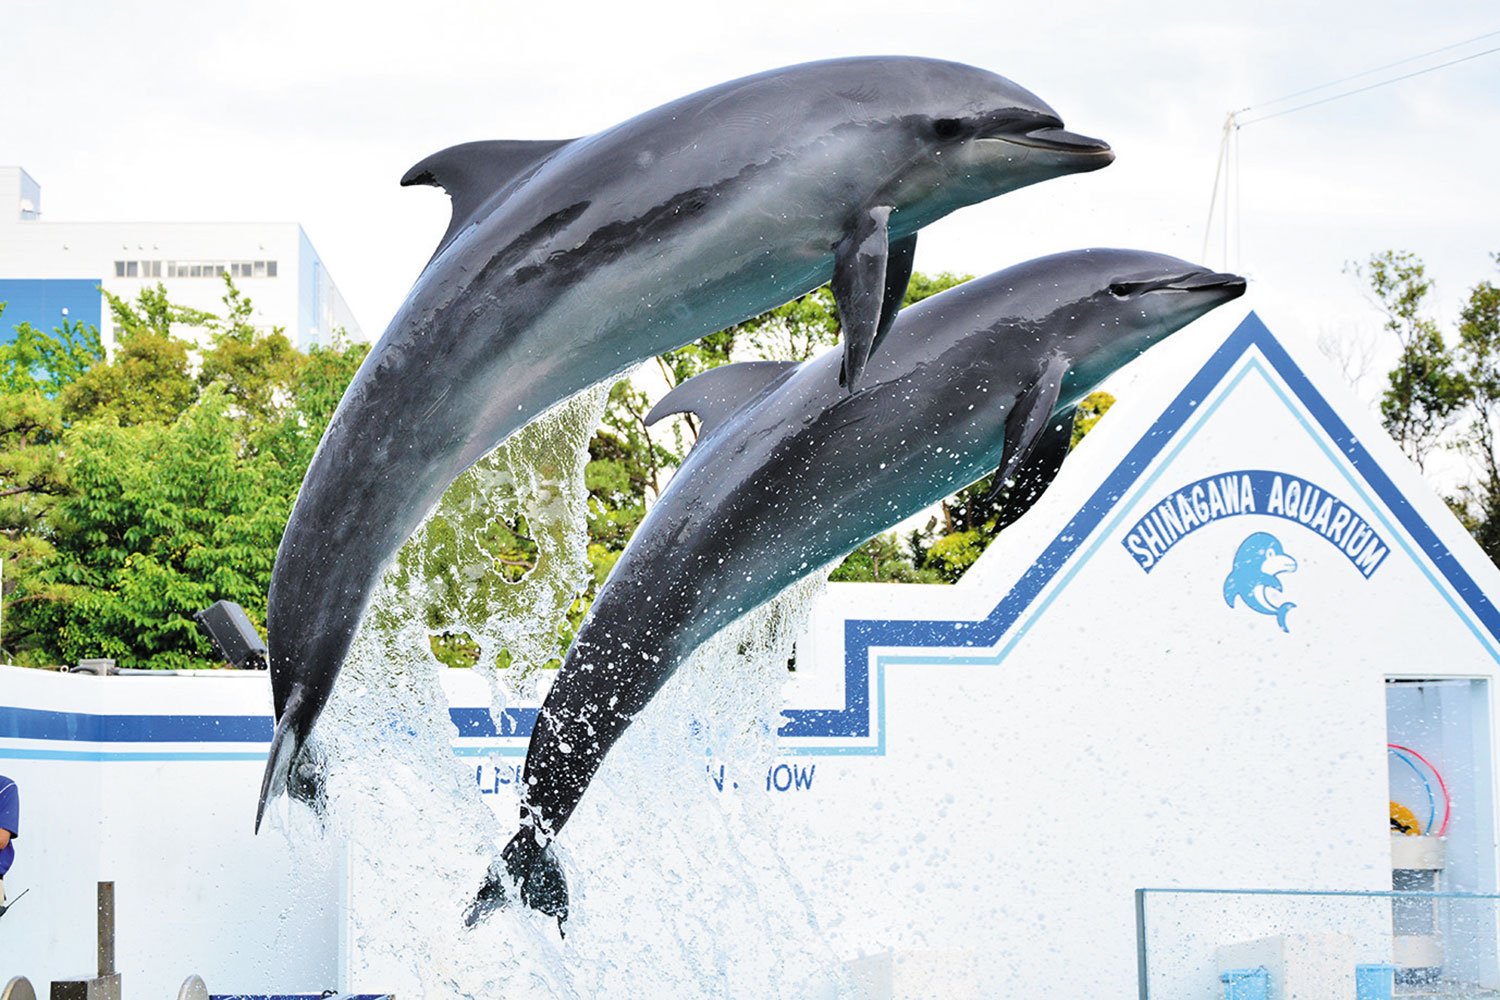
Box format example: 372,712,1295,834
0,304,105,396
1353,251,1468,471
61,285,205,427
0,280,369,667
1447,254,1500,562
22,387,290,668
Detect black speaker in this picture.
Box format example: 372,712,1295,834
193,600,268,669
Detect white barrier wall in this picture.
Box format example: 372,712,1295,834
4,313,1500,997
0,668,342,995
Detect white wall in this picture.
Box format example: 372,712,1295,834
0,667,342,996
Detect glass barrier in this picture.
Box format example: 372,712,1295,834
1135,887,1500,999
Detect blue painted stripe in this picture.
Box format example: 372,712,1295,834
0,706,271,742
0,747,268,762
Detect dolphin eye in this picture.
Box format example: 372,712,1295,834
1108,283,1130,298
933,118,963,140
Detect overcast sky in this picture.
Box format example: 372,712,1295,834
3,0,1498,399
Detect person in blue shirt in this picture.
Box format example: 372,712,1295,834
0,774,17,907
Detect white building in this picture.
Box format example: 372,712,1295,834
0,165,363,349
2,312,1498,998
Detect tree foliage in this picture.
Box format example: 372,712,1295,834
0,277,367,667
1352,251,1468,471
1356,250,1500,565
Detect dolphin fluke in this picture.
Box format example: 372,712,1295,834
465,831,570,933
255,708,329,832
1275,601,1296,633
256,716,297,833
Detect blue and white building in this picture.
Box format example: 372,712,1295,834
1,311,1498,998
0,165,363,350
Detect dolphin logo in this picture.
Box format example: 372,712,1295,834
257,57,1116,830
1224,532,1298,632
463,249,1246,926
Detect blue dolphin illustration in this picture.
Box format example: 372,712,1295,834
258,57,1117,830
1224,532,1298,632
464,249,1246,927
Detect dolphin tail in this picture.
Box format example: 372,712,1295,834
1276,601,1296,633
256,716,329,832
465,830,570,934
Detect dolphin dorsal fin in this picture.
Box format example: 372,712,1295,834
401,138,577,262
645,361,801,442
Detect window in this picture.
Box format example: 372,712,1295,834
114,260,165,278
160,259,279,279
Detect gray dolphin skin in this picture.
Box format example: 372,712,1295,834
469,249,1245,927
259,56,1115,828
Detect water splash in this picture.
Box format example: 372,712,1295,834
303,388,850,997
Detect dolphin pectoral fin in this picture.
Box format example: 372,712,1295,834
989,403,1075,530
874,232,918,356
401,138,578,262
833,206,897,391
989,355,1069,510
645,360,801,442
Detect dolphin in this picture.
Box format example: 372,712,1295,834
258,57,1116,828
467,249,1246,926
1224,532,1297,631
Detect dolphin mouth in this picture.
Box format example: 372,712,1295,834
1166,270,1247,297
988,126,1114,160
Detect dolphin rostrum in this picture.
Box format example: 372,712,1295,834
259,57,1115,827
469,249,1246,926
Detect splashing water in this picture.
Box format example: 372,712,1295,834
302,386,851,997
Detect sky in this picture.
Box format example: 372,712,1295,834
2,0,1498,408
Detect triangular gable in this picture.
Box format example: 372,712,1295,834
777,312,1500,754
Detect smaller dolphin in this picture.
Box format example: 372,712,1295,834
1224,532,1297,631
465,249,1246,927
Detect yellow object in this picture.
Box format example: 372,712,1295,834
1390,800,1422,836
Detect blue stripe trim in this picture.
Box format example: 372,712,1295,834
0,748,270,762
6,314,1496,759
0,706,271,742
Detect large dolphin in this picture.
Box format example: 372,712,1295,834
259,57,1115,827
470,249,1246,926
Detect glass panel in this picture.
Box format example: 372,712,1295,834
1137,888,1500,998
266,260,277,278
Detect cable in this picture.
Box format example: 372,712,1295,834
1200,115,1233,263
1241,45,1500,126
1389,742,1452,836
1251,28,1500,109
1388,745,1436,834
